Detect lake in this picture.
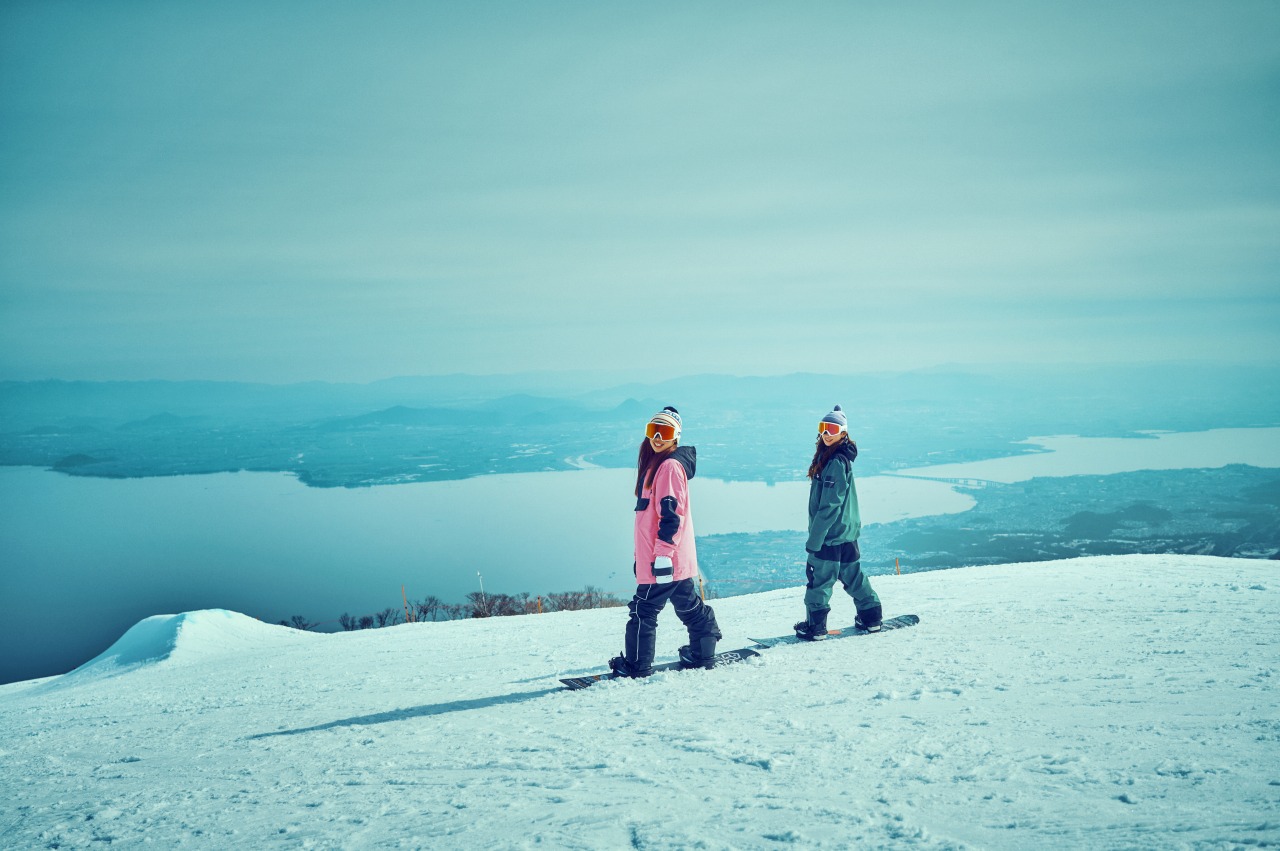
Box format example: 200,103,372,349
894,428,1280,482
0,467,967,684
3,426,1278,684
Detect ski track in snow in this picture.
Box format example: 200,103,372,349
1,555,1277,849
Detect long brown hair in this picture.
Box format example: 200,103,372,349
808,433,852,479
635,438,676,496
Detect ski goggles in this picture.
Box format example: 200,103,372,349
645,422,679,442
818,422,844,436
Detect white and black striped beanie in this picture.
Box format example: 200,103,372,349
650,406,682,436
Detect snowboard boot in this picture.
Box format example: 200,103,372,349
677,634,719,670
608,655,651,679
678,606,722,670
854,605,883,633
793,607,830,641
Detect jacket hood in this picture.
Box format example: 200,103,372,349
818,439,857,475
834,440,857,465
670,445,697,479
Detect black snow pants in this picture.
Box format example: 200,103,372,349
623,578,721,675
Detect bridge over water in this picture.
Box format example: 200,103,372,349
884,473,1001,489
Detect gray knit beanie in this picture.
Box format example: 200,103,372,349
820,404,847,429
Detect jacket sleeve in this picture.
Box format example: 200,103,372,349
806,457,850,553
650,459,688,560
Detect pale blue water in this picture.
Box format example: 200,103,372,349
895,428,1280,482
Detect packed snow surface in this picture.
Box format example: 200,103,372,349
1,555,1276,849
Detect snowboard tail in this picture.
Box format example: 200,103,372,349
560,646,762,691
749,613,920,648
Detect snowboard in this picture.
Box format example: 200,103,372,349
749,613,920,648
560,646,762,691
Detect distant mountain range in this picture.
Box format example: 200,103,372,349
2,364,1277,487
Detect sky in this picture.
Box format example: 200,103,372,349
1,1,1278,383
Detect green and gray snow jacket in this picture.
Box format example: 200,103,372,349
806,440,862,555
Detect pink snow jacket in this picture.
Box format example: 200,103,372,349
633,446,698,584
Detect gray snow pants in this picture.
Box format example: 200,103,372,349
804,540,880,615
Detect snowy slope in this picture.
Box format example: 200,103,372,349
1,555,1276,849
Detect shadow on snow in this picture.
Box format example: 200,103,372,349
245,686,563,739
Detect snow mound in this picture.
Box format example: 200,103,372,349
61,609,319,683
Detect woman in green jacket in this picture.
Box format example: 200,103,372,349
794,404,882,640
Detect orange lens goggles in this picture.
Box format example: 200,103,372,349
645,422,678,441
818,422,844,436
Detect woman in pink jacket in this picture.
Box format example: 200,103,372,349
608,407,721,678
